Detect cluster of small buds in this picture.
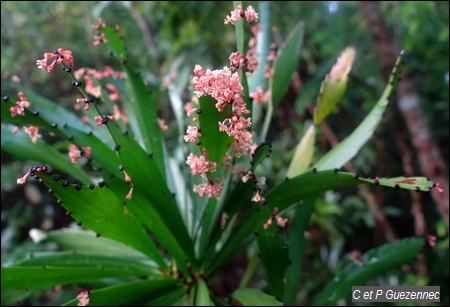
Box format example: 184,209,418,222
186,151,217,178
74,67,125,103
94,115,115,126
193,179,223,199
24,126,41,143
10,92,30,117
92,17,108,46
76,290,90,306
183,125,201,143
36,48,73,72
250,86,270,105
192,65,244,112
68,144,92,163
224,5,259,25
247,25,277,102
263,207,288,229
76,96,95,111
229,51,258,73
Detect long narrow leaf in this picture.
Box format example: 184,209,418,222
60,279,180,306
1,266,146,291
313,52,403,170
33,169,167,270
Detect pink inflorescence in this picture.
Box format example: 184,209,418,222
36,48,74,72
10,92,30,117
224,5,259,25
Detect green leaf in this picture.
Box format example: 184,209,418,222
1,124,91,184
33,169,167,270
262,21,304,140
313,52,403,171
43,229,147,258
122,64,166,177
233,1,245,54
283,198,315,306
251,141,272,169
1,266,146,291
197,96,234,163
1,289,30,306
256,205,289,298
61,279,180,306
208,170,432,278
314,47,356,125
99,24,128,60
13,251,157,275
286,124,316,178
100,25,166,177
232,288,283,306
194,279,212,306
270,22,304,109
106,123,196,267
9,84,89,132
147,285,188,306
248,1,271,125
360,176,435,192
313,237,425,306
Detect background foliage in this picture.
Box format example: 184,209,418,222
1,1,448,305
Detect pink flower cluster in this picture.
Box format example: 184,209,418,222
186,152,217,178
68,144,92,163
193,179,223,199
263,207,288,229
191,64,254,158
229,51,258,73
36,48,73,72
192,65,244,112
76,290,90,306
24,126,41,143
224,5,259,24
10,92,30,117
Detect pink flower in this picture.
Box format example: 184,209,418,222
186,153,217,177
183,125,201,143
157,118,168,131
192,65,244,112
16,170,31,185
193,179,223,199
10,92,31,117
224,5,244,25
24,126,41,143
94,115,114,126
244,6,259,23
250,87,270,105
126,184,135,199
263,207,288,229
123,170,131,182
11,75,21,83
229,51,258,73
251,189,266,203
224,5,259,24
76,290,90,306
105,83,120,101
68,144,81,163
36,48,74,72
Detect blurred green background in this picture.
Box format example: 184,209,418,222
1,1,448,305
